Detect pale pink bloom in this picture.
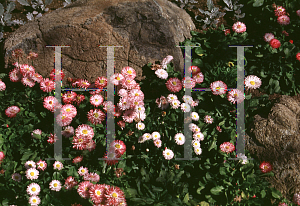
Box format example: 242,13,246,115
210,81,227,95
277,15,290,25
43,96,59,112
62,126,74,138
165,77,183,93
136,122,145,130
154,139,162,148
78,166,89,176
31,129,42,138
192,140,201,148
36,160,47,171
232,22,246,33
163,148,174,160
121,66,136,80
182,76,196,89
75,124,94,139
193,72,204,84
30,72,43,83
167,94,178,103
134,111,146,122
53,161,63,170
118,97,131,111
121,78,137,90
78,79,90,89
25,168,39,180
49,180,62,192
102,101,114,113
9,68,22,82
85,139,96,152
5,106,20,118
193,132,204,141
95,76,108,88
110,73,125,86
194,147,202,155
183,95,193,105
191,112,199,121
174,133,185,145
134,105,145,113
204,115,214,124
27,183,41,196
180,103,191,113
29,195,41,205
191,100,199,107
21,74,35,87
192,126,201,133
263,33,275,42
129,89,144,100
220,142,235,154
55,112,73,127
0,80,6,91
227,89,245,104
189,123,197,132
90,94,104,107
155,69,168,79
170,99,181,109
25,160,36,169
122,109,138,123
161,55,173,69
130,97,144,109
40,78,55,93
118,88,128,97
87,109,106,125
61,104,77,118
89,172,100,182
245,75,262,90
151,132,161,140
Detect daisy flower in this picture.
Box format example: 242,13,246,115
104,151,121,166
72,135,88,150
19,64,35,76
30,72,43,83
170,99,181,109
192,126,201,133
194,147,202,155
191,112,199,121
118,97,131,111
191,100,199,107
154,139,162,148
90,94,104,107
87,109,106,125
26,168,39,180
43,96,59,112
53,161,63,170
61,104,77,118
75,124,94,139
193,72,204,84
188,65,201,76
72,156,83,164
9,68,22,82
0,80,6,91
167,94,178,103
121,78,137,90
210,81,227,95
36,160,47,171
40,78,55,93
165,77,183,93
155,69,168,79
182,77,196,89
152,132,161,140
110,73,125,86
244,75,262,90
25,160,36,169
5,106,20,118
49,180,62,192
141,133,152,142
21,75,35,87
237,153,248,164
27,183,41,196
31,129,42,139
204,115,213,124
102,101,115,113
12,173,22,182
95,76,108,88
109,140,126,156
130,97,144,109
104,186,126,206
174,133,185,145
259,161,273,173
62,126,74,138
220,142,235,154
28,195,41,205
189,123,197,131
227,89,245,104
62,91,77,104
183,95,193,105
122,109,138,123
134,105,145,114
192,140,201,148
181,103,191,113
232,22,246,33
277,15,290,26
274,6,286,17
89,172,100,182
118,88,128,97
89,184,105,204
193,132,204,141
163,148,174,160
136,122,145,130
121,66,136,80
78,79,90,89
64,176,78,190
56,112,73,127
78,166,89,176
129,89,144,100
49,68,65,81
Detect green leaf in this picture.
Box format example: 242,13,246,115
183,193,189,203
255,54,263,57
208,139,217,151
195,47,205,56
271,188,282,199
197,186,205,194
140,167,146,176
199,201,210,206
284,48,290,57
2,199,9,206
261,190,266,198
17,0,30,6
253,0,264,7
210,186,224,195
21,151,33,161
193,58,203,67
219,167,226,175
170,113,177,121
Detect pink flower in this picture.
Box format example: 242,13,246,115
75,124,94,139
296,53,300,61
204,115,213,124
49,68,65,81
263,33,275,42
110,73,125,86
104,151,121,166
193,72,204,84
64,176,78,190
297,10,300,17
117,120,126,130
224,29,231,36
121,78,137,90
36,160,47,171
19,64,35,76
155,69,168,79
122,109,138,123
72,156,83,164
232,22,246,33
0,151,5,163
227,89,245,104
56,112,73,127
87,108,106,125
220,142,235,154
121,66,136,80
95,76,108,89
78,79,90,89
259,161,273,173
72,135,88,150
0,80,6,91
277,15,290,26
9,68,22,82
62,91,77,104
104,186,126,206
40,78,55,93
30,72,43,83
188,66,201,76
182,76,196,89
21,74,35,87
210,80,227,95
274,6,286,17
165,77,183,93
89,184,105,204
43,96,60,113
161,55,173,69
5,106,20,118
90,94,104,107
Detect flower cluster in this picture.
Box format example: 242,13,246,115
189,123,204,155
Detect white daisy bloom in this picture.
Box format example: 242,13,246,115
193,132,204,141
182,95,193,105
25,168,39,180
143,133,152,141
49,180,62,192
163,148,174,160
191,112,199,121
194,147,202,155
155,69,168,79
153,139,162,148
244,75,262,90
193,126,201,133
237,153,248,164
167,94,178,103
192,140,201,148
53,161,63,170
27,183,41,196
174,133,185,145
180,103,191,113
170,99,181,109
25,160,36,169
135,106,145,113
136,122,145,130
189,123,197,131
29,195,41,205
151,132,161,140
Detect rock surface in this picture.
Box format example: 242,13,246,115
245,95,300,201
3,0,195,86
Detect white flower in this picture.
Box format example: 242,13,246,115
142,133,152,142
163,148,174,160
204,115,213,124
189,123,197,131
136,122,145,130
244,75,262,90
53,161,63,170
180,103,191,113
170,99,181,109
135,106,145,113
194,147,202,155
27,183,41,196
193,132,204,141
191,112,199,121
183,95,193,105
25,160,36,169
29,195,41,205
152,132,161,140
155,69,168,79
174,133,185,145
153,139,162,148
237,153,248,164
264,33,275,42
192,140,201,148
167,94,178,103
26,168,39,180
49,180,62,192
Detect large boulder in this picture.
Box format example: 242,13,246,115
245,95,300,202
3,0,195,86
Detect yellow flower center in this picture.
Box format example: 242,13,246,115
250,81,255,85
100,80,105,83
115,144,121,149
135,93,139,96
82,130,88,134
32,187,36,192
33,199,37,203
49,101,53,105
127,80,131,83
216,87,220,90
67,94,71,97
85,187,88,191
116,77,120,80
29,164,32,167
128,70,132,74
97,190,101,195
95,99,98,102
40,163,43,166
234,93,238,97
56,164,60,168
112,192,118,198
81,169,85,173
46,82,50,86
167,152,170,156
179,137,182,140
66,108,71,112
94,113,99,118
79,139,83,142
172,81,177,86
30,172,34,176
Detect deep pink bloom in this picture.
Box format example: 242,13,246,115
259,161,273,173
270,39,281,49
